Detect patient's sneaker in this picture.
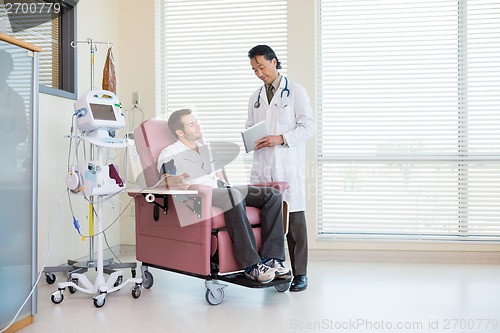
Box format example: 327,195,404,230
245,263,278,284
263,259,292,279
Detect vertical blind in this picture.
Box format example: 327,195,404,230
318,0,500,241
157,0,287,183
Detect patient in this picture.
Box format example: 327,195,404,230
157,109,291,284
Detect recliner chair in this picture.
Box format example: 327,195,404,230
129,118,290,305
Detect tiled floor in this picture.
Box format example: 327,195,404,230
17,258,500,333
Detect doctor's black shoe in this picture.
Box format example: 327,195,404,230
263,259,292,279
290,275,308,292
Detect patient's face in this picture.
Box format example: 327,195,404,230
180,114,202,141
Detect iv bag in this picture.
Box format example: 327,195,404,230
102,47,116,94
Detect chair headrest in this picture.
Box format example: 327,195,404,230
134,119,176,187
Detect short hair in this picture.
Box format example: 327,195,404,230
168,108,192,138
248,45,281,70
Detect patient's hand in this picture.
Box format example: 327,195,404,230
163,173,190,190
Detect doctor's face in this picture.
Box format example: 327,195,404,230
250,55,279,85
179,114,203,141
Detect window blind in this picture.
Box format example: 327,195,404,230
157,0,287,183
0,6,59,88
318,0,500,241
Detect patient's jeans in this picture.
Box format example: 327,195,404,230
211,186,286,269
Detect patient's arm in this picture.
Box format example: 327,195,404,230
161,172,191,190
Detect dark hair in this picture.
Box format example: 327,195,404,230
168,108,192,138
248,45,281,70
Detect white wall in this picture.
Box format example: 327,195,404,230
115,0,158,245
37,0,122,268
37,0,499,270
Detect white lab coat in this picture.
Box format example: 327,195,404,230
246,76,315,212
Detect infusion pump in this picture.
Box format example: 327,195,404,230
66,90,127,195
74,90,125,132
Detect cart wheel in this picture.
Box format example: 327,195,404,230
275,281,290,292
46,273,56,285
142,270,154,289
205,288,224,305
93,297,105,308
51,292,63,304
132,285,141,299
68,278,78,294
113,275,123,287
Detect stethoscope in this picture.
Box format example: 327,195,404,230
254,76,290,108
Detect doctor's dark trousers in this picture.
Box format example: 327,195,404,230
211,186,286,269
287,211,308,276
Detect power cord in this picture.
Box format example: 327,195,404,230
1,170,168,331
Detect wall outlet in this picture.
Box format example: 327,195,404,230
132,92,140,105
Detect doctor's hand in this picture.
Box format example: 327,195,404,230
162,172,191,190
255,135,284,150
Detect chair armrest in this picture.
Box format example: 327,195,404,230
187,184,213,198
250,181,289,193
127,187,198,196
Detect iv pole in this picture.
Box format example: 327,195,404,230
46,38,142,308
43,38,112,275
71,37,112,89
70,38,110,269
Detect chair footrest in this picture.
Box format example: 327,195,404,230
216,272,291,288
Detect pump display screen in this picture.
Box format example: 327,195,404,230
90,103,117,121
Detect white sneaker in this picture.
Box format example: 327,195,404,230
245,263,278,284
264,259,292,279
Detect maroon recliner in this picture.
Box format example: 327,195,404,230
129,119,289,305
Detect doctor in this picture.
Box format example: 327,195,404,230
246,45,315,292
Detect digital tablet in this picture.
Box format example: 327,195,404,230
241,121,268,153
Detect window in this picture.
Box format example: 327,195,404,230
0,0,77,98
318,0,500,241
157,0,287,183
